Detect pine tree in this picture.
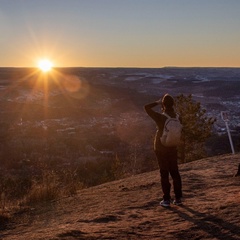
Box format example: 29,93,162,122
175,94,216,162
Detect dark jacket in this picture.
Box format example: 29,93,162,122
144,102,179,152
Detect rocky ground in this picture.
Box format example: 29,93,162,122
0,153,240,240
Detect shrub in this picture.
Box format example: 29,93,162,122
175,94,216,162
23,171,61,205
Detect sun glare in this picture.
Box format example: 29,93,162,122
38,59,53,72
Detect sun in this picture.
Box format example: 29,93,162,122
38,59,53,72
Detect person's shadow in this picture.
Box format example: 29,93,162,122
170,205,240,240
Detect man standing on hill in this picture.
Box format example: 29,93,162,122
144,94,183,207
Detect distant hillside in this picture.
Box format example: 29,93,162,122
1,153,240,240
1,67,240,161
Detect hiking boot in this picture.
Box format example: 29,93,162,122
160,200,170,207
173,198,182,206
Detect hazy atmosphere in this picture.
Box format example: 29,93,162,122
1,0,240,68
1,1,240,239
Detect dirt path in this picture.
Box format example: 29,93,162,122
1,154,240,240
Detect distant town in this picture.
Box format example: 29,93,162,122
0,67,239,169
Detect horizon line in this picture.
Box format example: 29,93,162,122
1,66,240,69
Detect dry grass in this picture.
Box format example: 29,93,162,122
0,153,239,240
23,170,83,206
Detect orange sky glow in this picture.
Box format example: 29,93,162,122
1,1,240,68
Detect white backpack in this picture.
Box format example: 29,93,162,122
160,113,182,147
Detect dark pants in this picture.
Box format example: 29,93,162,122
155,149,182,201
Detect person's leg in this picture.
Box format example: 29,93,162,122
168,150,182,200
160,168,171,201
170,169,182,199
155,151,171,201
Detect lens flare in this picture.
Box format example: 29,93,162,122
62,75,90,99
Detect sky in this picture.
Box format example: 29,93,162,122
1,0,240,68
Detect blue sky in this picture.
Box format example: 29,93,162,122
1,0,240,67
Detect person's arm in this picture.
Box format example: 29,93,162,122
144,101,161,122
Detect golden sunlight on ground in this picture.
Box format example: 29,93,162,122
37,59,53,72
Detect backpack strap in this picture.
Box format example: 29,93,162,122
163,112,179,120
162,112,171,119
